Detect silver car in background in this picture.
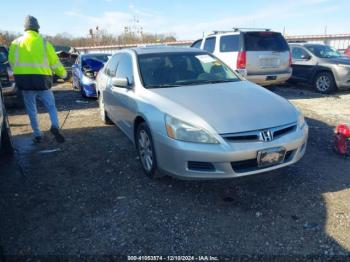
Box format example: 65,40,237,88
97,46,308,179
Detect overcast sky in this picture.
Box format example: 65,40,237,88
1,0,349,40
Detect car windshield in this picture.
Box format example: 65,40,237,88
305,45,342,58
138,52,240,88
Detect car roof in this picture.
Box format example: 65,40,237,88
132,46,207,55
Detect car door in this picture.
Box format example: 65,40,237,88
291,46,315,81
109,53,136,138
102,54,120,121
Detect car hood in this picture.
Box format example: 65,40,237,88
149,81,298,134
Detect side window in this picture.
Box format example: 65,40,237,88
292,47,309,60
105,54,120,76
191,39,202,49
115,53,134,85
220,35,240,52
203,37,216,53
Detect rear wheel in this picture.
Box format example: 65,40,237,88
136,122,162,179
98,94,113,125
313,71,336,94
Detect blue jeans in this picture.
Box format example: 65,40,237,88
22,90,60,137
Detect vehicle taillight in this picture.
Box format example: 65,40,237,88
237,51,246,69
288,51,292,67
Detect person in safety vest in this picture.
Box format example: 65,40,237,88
8,15,66,143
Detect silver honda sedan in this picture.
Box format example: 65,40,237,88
96,46,308,179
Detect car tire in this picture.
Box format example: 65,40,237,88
136,122,162,179
0,112,13,156
98,94,113,125
313,71,336,94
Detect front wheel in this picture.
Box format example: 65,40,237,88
136,122,162,179
313,72,336,94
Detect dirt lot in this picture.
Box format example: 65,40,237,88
0,82,349,258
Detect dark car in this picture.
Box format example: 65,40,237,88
0,45,22,107
0,82,13,156
72,53,110,98
53,51,78,83
289,43,350,94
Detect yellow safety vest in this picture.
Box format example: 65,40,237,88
8,31,66,78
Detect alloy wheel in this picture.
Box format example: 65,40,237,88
316,75,331,92
138,129,153,172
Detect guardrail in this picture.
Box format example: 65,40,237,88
75,34,350,54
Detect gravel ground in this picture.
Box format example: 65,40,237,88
0,82,349,259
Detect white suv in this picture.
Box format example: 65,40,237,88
191,29,292,86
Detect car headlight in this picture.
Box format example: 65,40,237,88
165,115,219,144
298,114,306,130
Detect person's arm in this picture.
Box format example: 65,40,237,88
46,41,67,79
8,42,16,69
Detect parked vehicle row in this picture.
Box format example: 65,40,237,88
95,46,308,180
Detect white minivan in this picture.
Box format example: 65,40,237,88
191,29,292,86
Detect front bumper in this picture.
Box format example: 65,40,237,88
81,82,97,98
334,67,350,89
153,125,308,180
246,72,292,86
1,82,17,96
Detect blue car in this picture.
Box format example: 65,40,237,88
72,53,110,98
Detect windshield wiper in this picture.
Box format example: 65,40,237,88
144,84,182,88
175,79,238,86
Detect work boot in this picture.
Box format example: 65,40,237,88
50,127,65,143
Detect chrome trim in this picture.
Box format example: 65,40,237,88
221,122,297,142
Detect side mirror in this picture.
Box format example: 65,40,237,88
112,77,130,88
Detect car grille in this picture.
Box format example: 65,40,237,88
231,150,295,173
221,123,297,142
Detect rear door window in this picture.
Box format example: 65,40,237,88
203,37,216,53
220,35,240,52
115,53,134,84
105,54,120,77
244,32,289,52
291,47,309,60
191,39,202,49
